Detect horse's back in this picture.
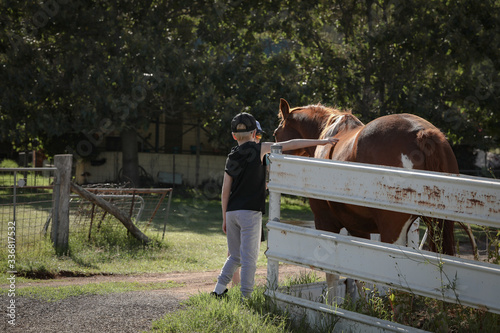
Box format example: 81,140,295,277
354,114,459,174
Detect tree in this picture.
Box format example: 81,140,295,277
270,0,500,151
229,0,499,165
1,1,202,184
2,0,499,177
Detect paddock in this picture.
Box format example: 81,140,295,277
265,145,500,332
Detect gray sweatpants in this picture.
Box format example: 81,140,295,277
216,210,262,297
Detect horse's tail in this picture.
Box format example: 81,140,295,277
423,217,455,255
415,128,459,173
416,128,459,256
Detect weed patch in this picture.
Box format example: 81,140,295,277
151,285,327,333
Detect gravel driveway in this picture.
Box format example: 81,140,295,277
2,290,183,333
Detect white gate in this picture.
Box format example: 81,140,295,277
265,145,500,332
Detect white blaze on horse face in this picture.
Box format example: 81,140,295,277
401,153,414,169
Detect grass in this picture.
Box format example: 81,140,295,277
0,159,19,168
151,287,290,333
340,287,500,332
279,195,314,222
0,170,54,201
0,191,330,332
150,274,334,333
0,191,329,332
0,193,311,281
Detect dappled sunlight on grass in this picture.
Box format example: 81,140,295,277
0,192,309,278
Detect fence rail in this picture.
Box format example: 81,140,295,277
265,147,500,331
267,154,500,227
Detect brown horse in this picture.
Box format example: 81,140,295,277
274,98,459,255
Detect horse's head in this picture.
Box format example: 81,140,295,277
274,99,334,157
274,99,303,139
273,99,313,156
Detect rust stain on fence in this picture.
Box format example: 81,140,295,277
380,183,420,203
490,207,500,214
402,187,417,194
423,185,443,200
468,198,485,207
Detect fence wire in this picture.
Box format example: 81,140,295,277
1,166,173,255
0,168,56,253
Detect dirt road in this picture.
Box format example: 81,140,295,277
1,265,315,333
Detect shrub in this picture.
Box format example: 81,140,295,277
0,159,19,168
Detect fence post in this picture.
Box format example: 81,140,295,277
267,144,282,291
52,154,72,255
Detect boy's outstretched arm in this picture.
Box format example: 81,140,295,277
260,138,338,161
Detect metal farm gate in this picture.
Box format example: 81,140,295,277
265,145,500,332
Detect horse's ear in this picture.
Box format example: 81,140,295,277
279,98,291,119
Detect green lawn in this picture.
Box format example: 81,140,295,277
0,192,314,280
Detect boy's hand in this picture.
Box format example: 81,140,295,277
326,137,339,146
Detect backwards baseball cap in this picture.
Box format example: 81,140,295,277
231,112,257,133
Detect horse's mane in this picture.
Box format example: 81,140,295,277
284,103,353,137
284,103,349,122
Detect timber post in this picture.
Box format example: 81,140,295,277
52,154,72,255
267,144,282,291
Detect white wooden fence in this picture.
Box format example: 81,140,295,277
265,145,500,332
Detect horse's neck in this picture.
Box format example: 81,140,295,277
301,124,323,139
297,115,330,139
294,117,328,157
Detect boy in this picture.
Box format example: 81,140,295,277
211,112,337,298
230,120,264,287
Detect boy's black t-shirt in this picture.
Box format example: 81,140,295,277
225,141,266,213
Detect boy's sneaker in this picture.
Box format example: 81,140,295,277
210,289,228,299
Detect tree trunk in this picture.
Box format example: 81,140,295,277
121,128,140,187
70,183,150,244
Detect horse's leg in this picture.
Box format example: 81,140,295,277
378,212,415,246
334,229,370,302
325,273,340,305
309,198,342,233
370,213,417,301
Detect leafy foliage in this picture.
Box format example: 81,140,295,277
1,1,499,163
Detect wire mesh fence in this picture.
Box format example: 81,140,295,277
0,168,57,253
1,165,173,257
